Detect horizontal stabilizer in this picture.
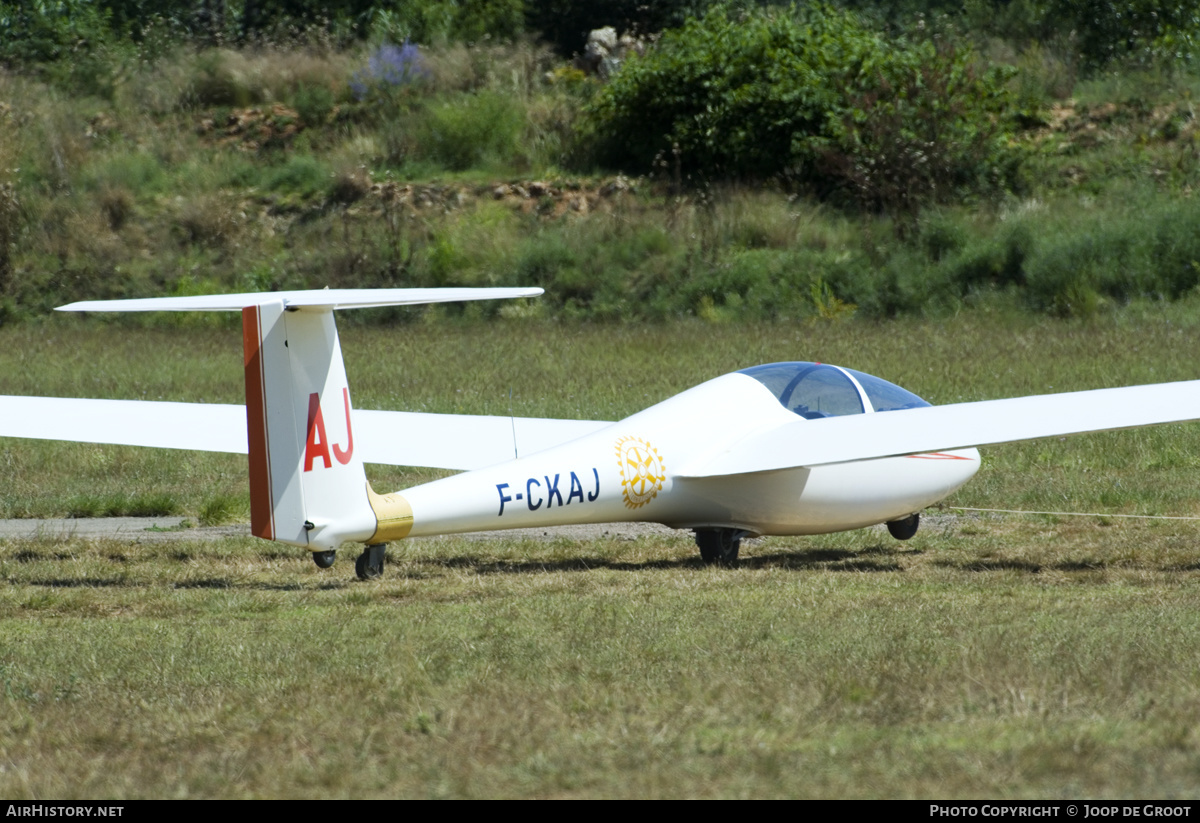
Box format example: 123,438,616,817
682,379,1200,477
58,287,543,313
0,396,609,470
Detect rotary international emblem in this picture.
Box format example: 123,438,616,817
616,436,666,509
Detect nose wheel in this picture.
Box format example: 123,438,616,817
886,513,920,540
694,528,748,566
355,543,387,580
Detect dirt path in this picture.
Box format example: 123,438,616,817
0,517,683,543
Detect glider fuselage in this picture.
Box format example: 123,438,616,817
396,373,980,538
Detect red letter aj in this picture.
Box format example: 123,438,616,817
304,388,355,471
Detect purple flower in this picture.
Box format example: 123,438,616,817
351,41,429,101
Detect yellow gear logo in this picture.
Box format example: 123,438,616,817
616,436,666,509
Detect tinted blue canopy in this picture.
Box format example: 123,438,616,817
739,362,931,419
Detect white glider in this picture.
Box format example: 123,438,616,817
2,287,1199,578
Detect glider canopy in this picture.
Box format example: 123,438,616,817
739,362,931,420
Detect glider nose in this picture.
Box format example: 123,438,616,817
942,446,981,487
905,445,980,505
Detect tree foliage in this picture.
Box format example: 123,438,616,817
845,0,1200,72
6,0,1200,76
0,0,528,62
0,0,116,65
523,0,717,56
1039,0,1200,70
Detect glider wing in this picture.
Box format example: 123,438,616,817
0,396,609,471
0,396,247,453
355,410,611,469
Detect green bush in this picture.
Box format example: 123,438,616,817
586,4,1019,214
292,83,336,127
945,220,1031,296
588,5,859,178
266,154,330,197
820,39,1019,215
1022,199,1200,316
420,91,525,171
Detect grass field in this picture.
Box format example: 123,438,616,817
3,312,1200,797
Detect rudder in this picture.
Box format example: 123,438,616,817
241,302,377,550
56,286,543,553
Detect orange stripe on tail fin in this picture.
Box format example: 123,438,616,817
242,305,275,540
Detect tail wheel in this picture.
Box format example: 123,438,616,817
695,528,747,567
312,550,336,569
355,543,387,580
886,513,920,540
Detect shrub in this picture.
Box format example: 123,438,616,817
181,48,356,112
420,91,525,171
586,4,1019,214
266,154,330,197
588,5,862,179
175,193,243,249
818,40,1018,216
97,185,134,231
292,83,336,126
1022,198,1200,316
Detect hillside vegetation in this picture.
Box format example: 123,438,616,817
3,1,1200,322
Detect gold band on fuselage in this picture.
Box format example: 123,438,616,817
366,483,414,542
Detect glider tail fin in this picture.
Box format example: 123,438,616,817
241,302,383,551
59,287,542,551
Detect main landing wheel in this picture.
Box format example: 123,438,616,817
312,550,337,569
886,513,920,541
355,543,387,580
695,528,747,567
